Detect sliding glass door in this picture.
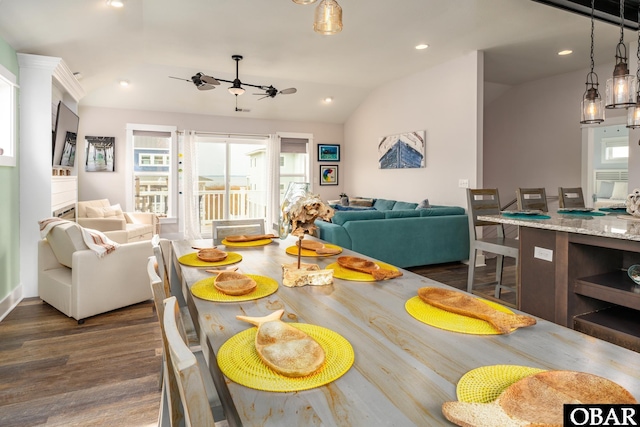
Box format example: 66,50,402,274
195,135,268,236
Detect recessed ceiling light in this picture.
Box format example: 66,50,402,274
119,80,130,87
558,50,573,56
415,44,429,50
106,0,124,8
323,97,333,103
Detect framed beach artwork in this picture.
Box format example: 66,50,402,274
85,136,115,172
319,165,338,186
377,130,425,169
318,144,340,162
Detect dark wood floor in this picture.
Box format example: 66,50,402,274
0,298,162,427
0,258,514,426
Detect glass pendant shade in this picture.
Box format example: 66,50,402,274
627,100,640,128
313,0,342,35
605,60,636,108
292,0,317,4
581,87,605,124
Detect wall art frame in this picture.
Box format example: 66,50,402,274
85,136,115,172
319,164,338,186
378,130,426,169
318,144,340,162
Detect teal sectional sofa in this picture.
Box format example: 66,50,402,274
315,198,469,268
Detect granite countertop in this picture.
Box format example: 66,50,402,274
477,211,640,242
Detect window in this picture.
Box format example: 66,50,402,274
602,136,628,163
126,124,177,217
279,137,310,204
0,64,17,167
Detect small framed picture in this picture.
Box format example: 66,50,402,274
319,165,338,186
318,144,340,162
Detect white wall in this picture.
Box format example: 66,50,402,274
76,107,344,206
342,52,482,208
484,59,640,205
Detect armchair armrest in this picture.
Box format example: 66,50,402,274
78,217,126,232
125,212,160,234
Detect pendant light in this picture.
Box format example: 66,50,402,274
292,0,317,4
581,0,605,124
313,0,342,35
606,0,636,109
628,4,640,128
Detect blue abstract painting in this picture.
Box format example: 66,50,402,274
378,130,425,169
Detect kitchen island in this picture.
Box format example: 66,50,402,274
478,211,640,352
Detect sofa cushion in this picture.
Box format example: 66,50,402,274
419,206,466,216
393,201,419,210
332,210,385,226
373,198,397,211
611,181,628,200
596,181,615,199
125,223,154,240
46,222,89,268
385,209,421,219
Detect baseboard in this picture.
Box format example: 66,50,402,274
0,284,23,322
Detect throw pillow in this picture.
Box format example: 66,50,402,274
611,181,629,200
85,206,105,218
349,197,374,207
596,181,614,199
392,201,419,210
416,199,430,209
373,198,397,211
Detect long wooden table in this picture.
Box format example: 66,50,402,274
171,236,640,427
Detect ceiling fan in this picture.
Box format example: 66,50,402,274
169,55,297,102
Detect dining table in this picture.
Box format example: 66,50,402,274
170,235,640,427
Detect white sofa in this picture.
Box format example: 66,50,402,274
77,199,158,243
38,221,153,323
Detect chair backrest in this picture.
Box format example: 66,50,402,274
212,218,265,245
151,235,170,297
147,257,185,427
516,187,548,212
163,296,217,427
558,187,585,208
467,189,506,239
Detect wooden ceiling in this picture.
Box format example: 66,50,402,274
534,0,640,29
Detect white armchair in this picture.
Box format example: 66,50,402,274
77,199,158,243
38,221,153,323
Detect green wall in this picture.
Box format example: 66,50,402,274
0,36,20,303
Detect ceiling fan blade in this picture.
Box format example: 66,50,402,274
279,88,297,95
256,95,270,101
169,76,191,82
200,75,220,85
197,85,216,91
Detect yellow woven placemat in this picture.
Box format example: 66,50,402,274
326,261,399,282
191,274,278,302
217,323,354,393
178,252,242,267
222,238,273,247
405,296,514,335
285,244,343,257
457,365,546,403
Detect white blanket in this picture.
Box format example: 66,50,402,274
38,217,119,257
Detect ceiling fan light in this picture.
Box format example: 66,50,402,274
228,86,245,96
314,0,342,35
106,0,124,8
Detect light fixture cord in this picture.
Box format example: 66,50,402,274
590,0,595,74
637,4,640,84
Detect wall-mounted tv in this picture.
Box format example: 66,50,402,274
52,102,79,167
